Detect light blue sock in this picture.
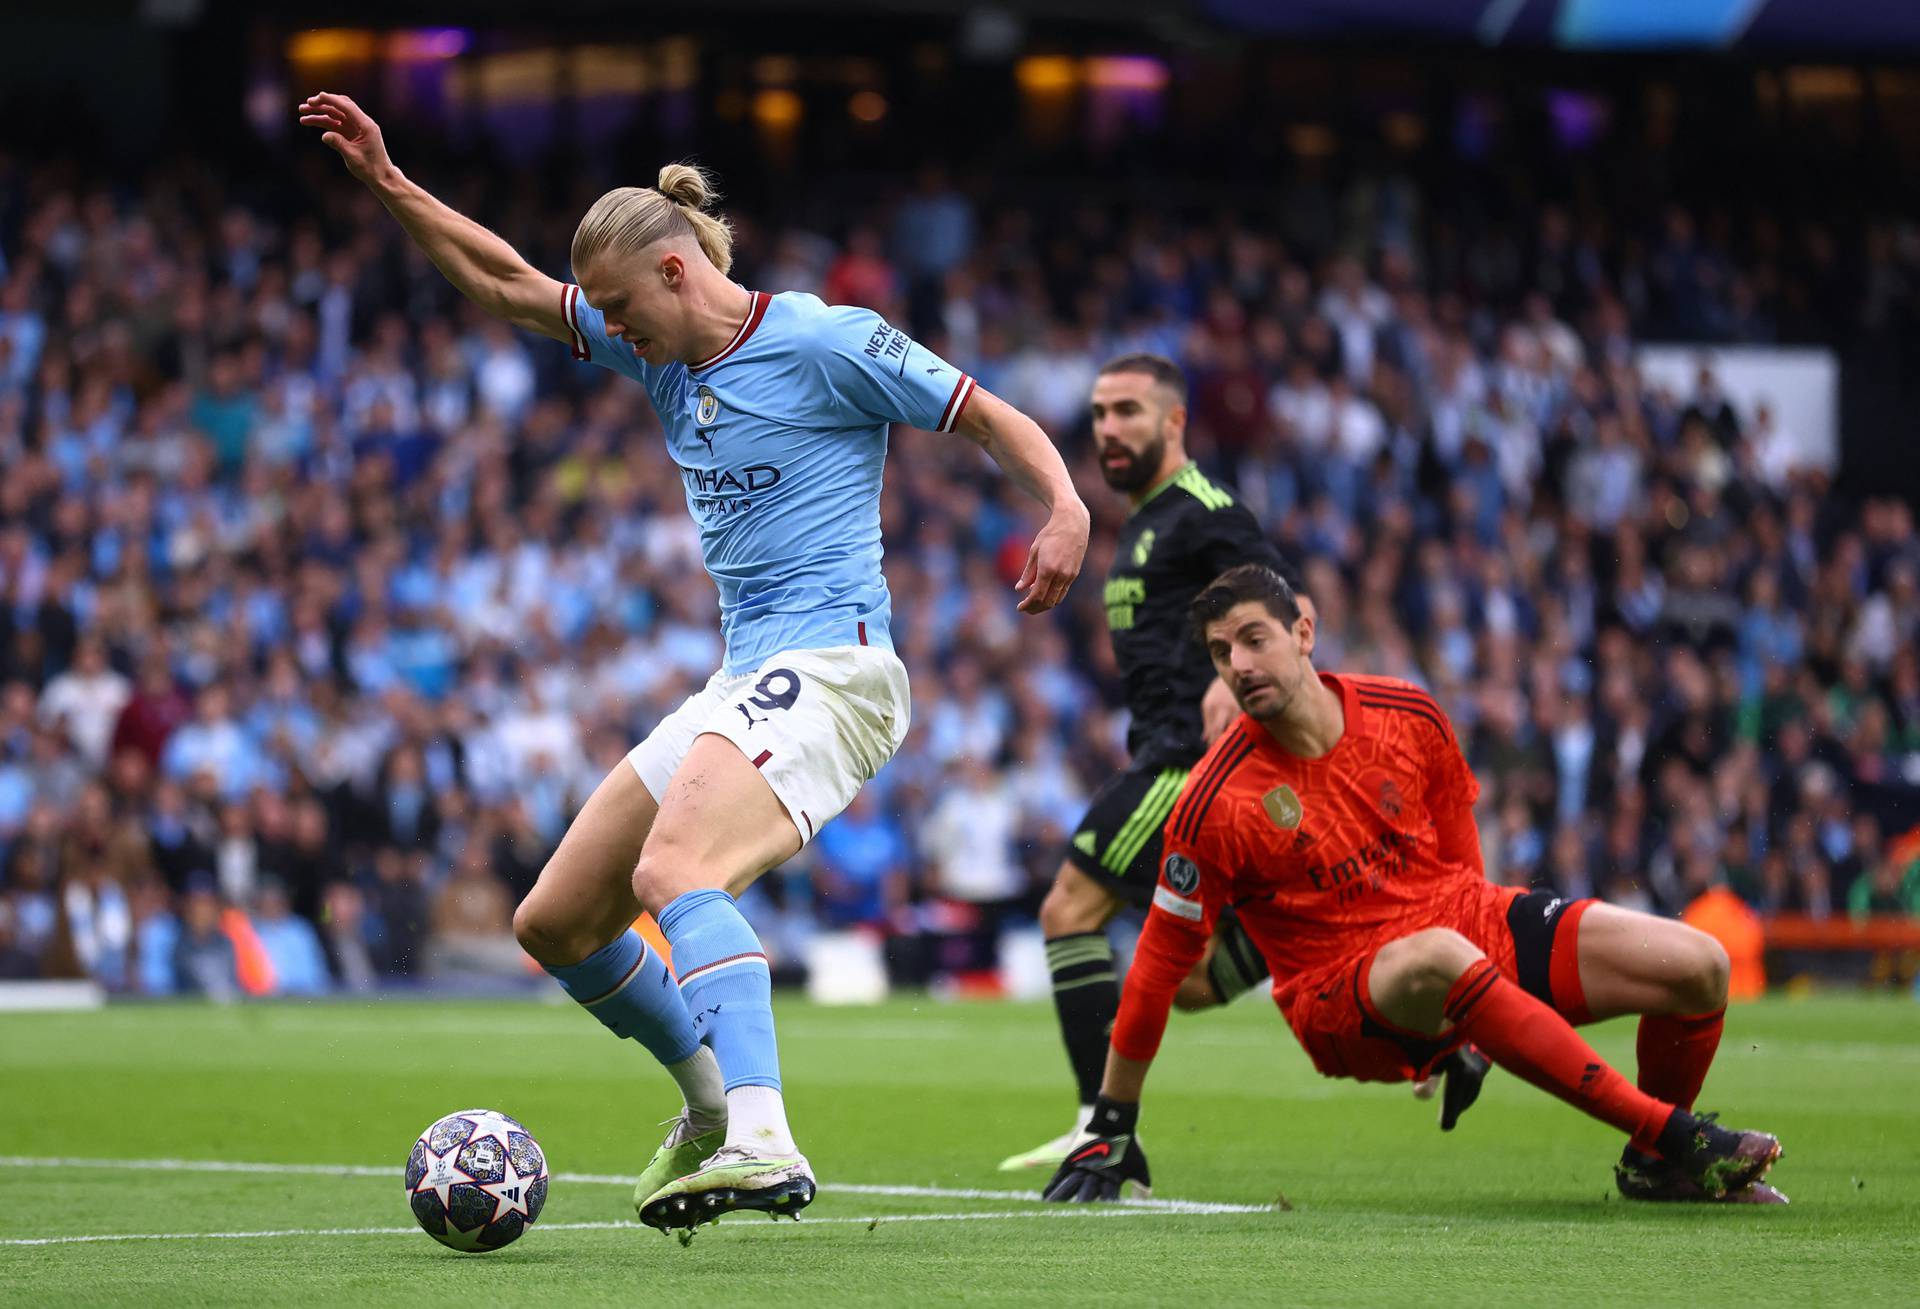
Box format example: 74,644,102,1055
657,888,781,1092
546,929,701,1066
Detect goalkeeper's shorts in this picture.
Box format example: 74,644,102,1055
1283,885,1595,1083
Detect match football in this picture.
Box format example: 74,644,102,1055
3,1,1917,1305
404,1109,548,1251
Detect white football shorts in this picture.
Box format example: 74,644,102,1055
626,644,911,847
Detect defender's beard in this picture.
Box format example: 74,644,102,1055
1099,433,1167,493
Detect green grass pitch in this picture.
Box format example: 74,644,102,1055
3,992,1916,1306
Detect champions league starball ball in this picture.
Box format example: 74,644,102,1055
404,1109,549,1251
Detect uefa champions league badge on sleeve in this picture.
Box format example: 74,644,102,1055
1162,853,1200,895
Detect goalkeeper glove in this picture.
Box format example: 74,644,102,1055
1041,1097,1151,1203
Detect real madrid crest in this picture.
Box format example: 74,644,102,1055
1262,784,1303,830
695,385,720,427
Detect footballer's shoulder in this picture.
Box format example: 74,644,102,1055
768,287,831,319
1168,717,1264,847
1168,462,1237,513
777,290,890,332
1345,675,1456,744
1342,672,1432,699
777,292,907,358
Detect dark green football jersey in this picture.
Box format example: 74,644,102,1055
1103,463,1286,763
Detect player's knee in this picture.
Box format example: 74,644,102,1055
512,893,588,967
1382,928,1483,997
1674,928,1730,1013
630,851,678,915
631,839,735,912
1039,873,1107,937
1037,881,1074,936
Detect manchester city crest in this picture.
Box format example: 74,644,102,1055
695,386,720,426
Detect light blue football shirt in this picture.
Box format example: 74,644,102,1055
561,284,976,675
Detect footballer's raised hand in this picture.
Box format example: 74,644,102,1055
294,93,567,342
298,92,395,185
1041,1097,1151,1203
1016,503,1089,615
952,386,1088,613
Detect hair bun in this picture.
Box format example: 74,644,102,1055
656,162,717,211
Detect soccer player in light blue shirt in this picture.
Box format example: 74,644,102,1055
555,254,970,675
303,92,1089,1229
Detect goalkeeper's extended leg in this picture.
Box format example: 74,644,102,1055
1372,930,1781,1199
1559,901,1784,1202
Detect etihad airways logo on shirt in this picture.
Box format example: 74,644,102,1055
681,462,783,515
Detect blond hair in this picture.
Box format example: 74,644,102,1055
570,162,734,278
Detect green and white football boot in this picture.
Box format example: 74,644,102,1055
631,1112,725,1221
637,1144,815,1231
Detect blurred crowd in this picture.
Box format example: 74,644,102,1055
1,146,1918,998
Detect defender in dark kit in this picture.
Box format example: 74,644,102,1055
1000,354,1288,1172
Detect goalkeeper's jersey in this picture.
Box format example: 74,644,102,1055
1112,674,1486,1061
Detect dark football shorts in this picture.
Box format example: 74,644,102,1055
1287,885,1596,1083
1066,754,1271,1005
1065,756,1192,907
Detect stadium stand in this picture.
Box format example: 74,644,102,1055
1,100,1917,998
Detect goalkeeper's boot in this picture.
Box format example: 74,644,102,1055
1641,1111,1782,1201
630,1111,725,1220
638,1143,816,1230
1617,1143,1790,1204
997,1107,1094,1172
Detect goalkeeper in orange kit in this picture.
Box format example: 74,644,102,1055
1044,564,1785,1206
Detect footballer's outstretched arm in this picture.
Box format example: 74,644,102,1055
953,388,1090,615
1098,1047,1154,1104
1042,888,1207,1202
1103,895,1209,1098
298,92,570,344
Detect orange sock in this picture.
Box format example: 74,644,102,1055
1636,1009,1724,1111
1444,958,1675,1152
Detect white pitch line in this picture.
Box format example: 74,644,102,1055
0,1156,1271,1217
833,1183,1265,1214
1,1207,1261,1248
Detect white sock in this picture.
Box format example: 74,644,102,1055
667,1048,727,1131
724,1085,797,1155
1071,1103,1095,1136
